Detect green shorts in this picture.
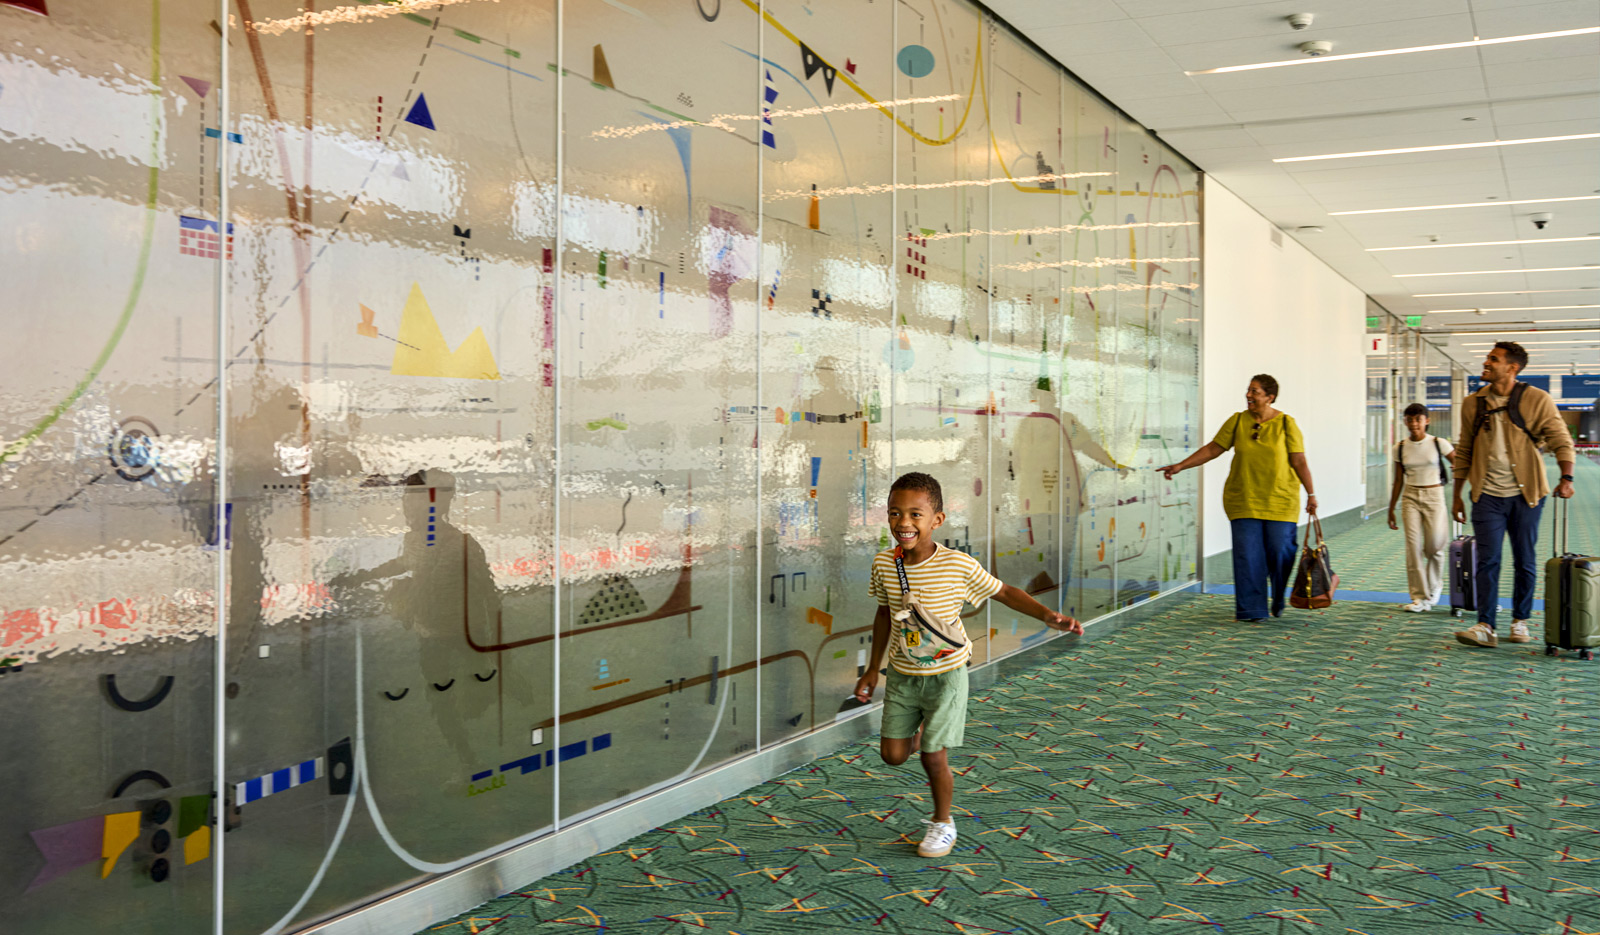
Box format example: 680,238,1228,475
881,666,968,752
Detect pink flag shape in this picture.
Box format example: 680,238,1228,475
27,816,104,891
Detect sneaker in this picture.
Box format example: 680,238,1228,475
917,819,957,857
1403,600,1430,613
1506,620,1532,643
1454,623,1498,648
1429,588,1444,605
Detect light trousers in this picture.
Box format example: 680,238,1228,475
1400,485,1449,603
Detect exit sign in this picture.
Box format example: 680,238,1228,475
1405,315,1423,327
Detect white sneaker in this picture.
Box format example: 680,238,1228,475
917,819,957,857
1403,601,1430,613
1429,588,1444,605
1507,620,1532,643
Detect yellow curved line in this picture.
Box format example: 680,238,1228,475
739,0,978,146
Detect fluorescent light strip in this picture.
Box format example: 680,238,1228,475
1462,339,1599,345
1445,328,1599,335
1414,287,1599,297
1185,27,1600,75
1275,134,1600,164
1333,196,1600,216
1425,305,1600,313
1394,267,1597,277
1370,236,1599,252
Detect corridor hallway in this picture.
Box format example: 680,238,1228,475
425,457,1599,933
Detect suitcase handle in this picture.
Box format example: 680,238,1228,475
1552,495,1568,556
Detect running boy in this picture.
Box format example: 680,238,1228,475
852,471,1082,858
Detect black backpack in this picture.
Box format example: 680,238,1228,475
1471,382,1540,447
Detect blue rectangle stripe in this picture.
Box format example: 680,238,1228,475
559,740,587,762
244,777,263,803
298,759,317,784
592,733,611,752
472,770,493,781
272,767,292,793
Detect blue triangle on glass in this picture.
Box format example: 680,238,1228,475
404,93,435,131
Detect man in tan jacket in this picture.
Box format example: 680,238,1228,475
1450,341,1577,647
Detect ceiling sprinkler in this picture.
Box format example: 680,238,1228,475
1287,13,1314,30
1299,40,1333,56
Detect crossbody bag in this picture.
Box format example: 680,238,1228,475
893,548,971,664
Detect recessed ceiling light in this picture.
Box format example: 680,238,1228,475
1331,195,1599,216
1369,236,1599,252
1184,27,1600,75
1394,267,1596,277
1274,134,1600,163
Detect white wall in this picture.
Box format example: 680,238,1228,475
1201,182,1367,562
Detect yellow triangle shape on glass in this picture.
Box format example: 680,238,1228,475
389,283,500,380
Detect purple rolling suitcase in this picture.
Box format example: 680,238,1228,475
1448,522,1476,618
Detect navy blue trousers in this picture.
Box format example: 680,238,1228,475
1471,493,1544,629
1230,518,1298,620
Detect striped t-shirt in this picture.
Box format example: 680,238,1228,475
868,544,1003,676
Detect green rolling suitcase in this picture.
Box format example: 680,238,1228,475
1544,499,1600,660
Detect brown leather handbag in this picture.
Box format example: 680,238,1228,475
1290,512,1338,609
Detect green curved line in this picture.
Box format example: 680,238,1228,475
1,0,162,466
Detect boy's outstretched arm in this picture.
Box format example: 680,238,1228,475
994,584,1083,634
853,605,893,702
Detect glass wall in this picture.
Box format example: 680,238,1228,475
0,1,1201,932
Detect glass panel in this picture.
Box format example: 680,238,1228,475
987,24,1066,659
1,3,219,931
221,2,559,927
757,0,894,744
1060,89,1121,622
887,0,992,662
557,3,760,819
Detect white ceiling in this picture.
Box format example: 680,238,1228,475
987,0,1600,372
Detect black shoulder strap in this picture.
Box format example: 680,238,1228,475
1507,382,1539,445
894,549,912,595
1433,436,1448,485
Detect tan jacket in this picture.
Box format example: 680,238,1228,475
1452,383,1576,505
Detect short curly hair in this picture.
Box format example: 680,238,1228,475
1250,373,1279,402
890,471,944,514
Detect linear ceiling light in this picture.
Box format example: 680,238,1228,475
1427,307,1600,313
1185,27,1600,75
1370,236,1599,252
1275,134,1599,164
1394,267,1597,277
1414,287,1599,297
1462,339,1598,345
1425,306,1600,313
1446,328,1600,336
1332,196,1600,216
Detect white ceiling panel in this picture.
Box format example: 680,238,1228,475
1469,0,1600,36
1484,56,1600,89
983,0,1127,29
992,0,1600,369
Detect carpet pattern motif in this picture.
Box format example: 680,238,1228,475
424,595,1599,934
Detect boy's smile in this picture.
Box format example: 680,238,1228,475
887,488,944,563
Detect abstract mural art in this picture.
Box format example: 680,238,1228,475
0,0,1199,931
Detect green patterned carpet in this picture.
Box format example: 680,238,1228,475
1328,455,1599,603
424,594,1599,935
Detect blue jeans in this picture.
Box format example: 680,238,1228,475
1230,519,1298,620
1471,493,1545,629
